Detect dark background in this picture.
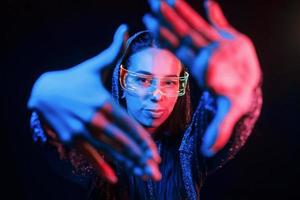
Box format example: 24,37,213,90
3,0,299,199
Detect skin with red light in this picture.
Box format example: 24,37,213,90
124,48,182,134
144,0,262,155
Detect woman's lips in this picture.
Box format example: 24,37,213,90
143,109,165,118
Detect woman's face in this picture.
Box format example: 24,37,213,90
124,47,182,133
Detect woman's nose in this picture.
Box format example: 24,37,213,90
150,88,163,101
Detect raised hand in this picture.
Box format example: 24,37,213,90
143,0,262,156
28,24,161,183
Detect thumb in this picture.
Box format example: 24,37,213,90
77,24,128,73
204,0,231,30
192,42,219,88
101,24,129,67
201,96,231,157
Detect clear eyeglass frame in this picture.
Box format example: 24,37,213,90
119,65,189,97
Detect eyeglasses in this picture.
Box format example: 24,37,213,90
119,65,189,97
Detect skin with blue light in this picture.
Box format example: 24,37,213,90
28,0,262,188
28,25,162,183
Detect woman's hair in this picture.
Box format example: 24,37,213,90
93,30,193,200
117,30,192,137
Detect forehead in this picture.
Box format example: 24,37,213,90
128,48,182,76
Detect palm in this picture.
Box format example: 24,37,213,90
207,35,261,110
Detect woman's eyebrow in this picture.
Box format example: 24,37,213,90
135,70,152,75
134,70,178,77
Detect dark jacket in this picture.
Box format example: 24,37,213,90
30,85,262,200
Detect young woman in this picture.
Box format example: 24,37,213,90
28,1,262,199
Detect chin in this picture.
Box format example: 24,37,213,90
143,122,160,129
144,119,166,131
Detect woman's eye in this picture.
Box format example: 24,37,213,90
137,77,150,84
164,80,178,86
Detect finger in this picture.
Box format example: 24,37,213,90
201,96,231,157
42,107,124,181
102,24,128,65
168,0,220,41
205,0,232,30
38,105,74,144
160,1,208,47
148,0,161,14
83,132,161,181
209,101,244,154
99,101,161,164
128,159,161,181
191,42,219,88
142,13,160,36
89,125,124,155
143,14,180,48
83,132,140,168
145,159,162,181
91,110,146,166
175,44,196,67
148,0,208,47
27,76,70,143
143,13,199,62
77,24,128,72
78,141,118,184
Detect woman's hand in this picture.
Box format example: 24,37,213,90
143,0,262,156
28,24,161,183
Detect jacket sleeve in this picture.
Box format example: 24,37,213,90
29,111,96,189
190,86,262,175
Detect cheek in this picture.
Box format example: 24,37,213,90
124,92,143,115
124,92,154,127
164,97,178,114
124,91,179,127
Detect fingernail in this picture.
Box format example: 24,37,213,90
133,167,143,176
201,145,214,157
148,0,161,13
153,170,162,181
145,148,161,162
151,165,161,181
101,165,118,184
145,149,153,158
142,14,159,33
105,173,118,184
139,156,148,166
154,153,161,163
146,160,162,181
144,165,152,176
119,24,128,32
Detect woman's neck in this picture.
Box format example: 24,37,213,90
145,127,164,142
146,127,157,134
